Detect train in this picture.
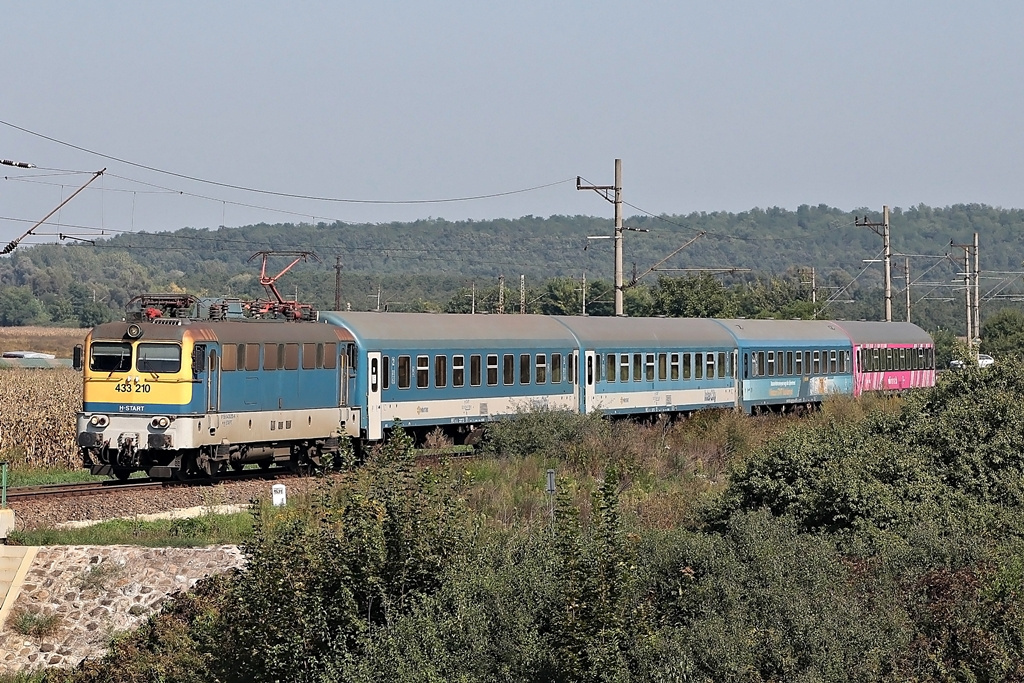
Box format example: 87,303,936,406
74,295,935,480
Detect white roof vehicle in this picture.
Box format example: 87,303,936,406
949,353,994,370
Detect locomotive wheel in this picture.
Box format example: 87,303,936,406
111,467,132,481
231,462,245,472
176,451,202,481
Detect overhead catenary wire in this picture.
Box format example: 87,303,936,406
0,118,574,205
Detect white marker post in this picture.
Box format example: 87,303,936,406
272,484,287,507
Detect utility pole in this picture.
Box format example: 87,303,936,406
577,158,624,315
904,257,911,323
974,232,980,346
855,205,892,321
965,248,972,345
520,275,526,314
498,275,505,314
582,271,587,315
951,240,974,348
334,256,342,310
800,267,817,318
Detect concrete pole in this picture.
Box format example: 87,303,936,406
883,205,892,322
973,232,980,351
965,249,973,345
613,158,624,316
905,257,911,323
582,271,587,316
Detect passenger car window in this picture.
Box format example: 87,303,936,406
417,355,429,389
398,356,411,389
453,355,465,387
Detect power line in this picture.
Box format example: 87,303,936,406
0,118,574,205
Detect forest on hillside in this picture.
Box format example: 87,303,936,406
1,204,1022,342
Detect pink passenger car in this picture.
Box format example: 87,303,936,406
832,321,936,396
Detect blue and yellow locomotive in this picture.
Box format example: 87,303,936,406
77,299,359,479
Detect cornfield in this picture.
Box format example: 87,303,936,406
0,368,81,469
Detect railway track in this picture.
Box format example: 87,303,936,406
5,479,162,500
5,467,304,502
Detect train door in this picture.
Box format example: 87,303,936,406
733,349,741,410
339,344,352,407
583,350,596,413
207,348,220,412
367,351,383,440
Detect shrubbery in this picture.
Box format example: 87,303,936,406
46,364,1024,681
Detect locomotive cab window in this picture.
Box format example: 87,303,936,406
138,343,182,373
90,342,132,373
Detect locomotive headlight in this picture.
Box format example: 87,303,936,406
151,416,171,429
89,415,109,428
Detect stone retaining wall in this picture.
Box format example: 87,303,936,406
0,545,244,675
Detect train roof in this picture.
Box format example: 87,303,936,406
829,321,933,345
553,316,735,347
89,319,353,344
319,312,579,349
715,319,852,345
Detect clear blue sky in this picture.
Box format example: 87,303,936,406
2,2,1022,247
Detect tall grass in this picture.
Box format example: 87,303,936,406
471,407,795,530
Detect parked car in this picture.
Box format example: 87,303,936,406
949,353,994,370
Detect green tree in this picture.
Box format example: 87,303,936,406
651,274,737,318
981,308,1024,359
0,285,45,325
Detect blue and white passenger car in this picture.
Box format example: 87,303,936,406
319,312,580,441
554,316,737,415
716,319,854,413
